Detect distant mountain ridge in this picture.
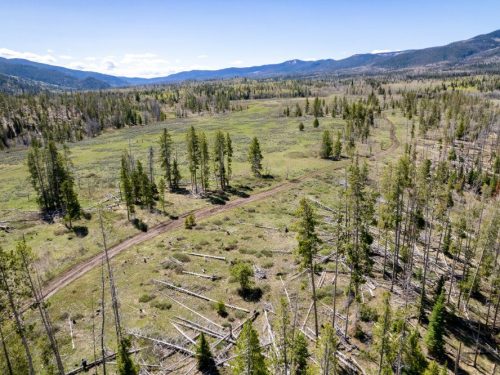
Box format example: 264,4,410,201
0,29,499,92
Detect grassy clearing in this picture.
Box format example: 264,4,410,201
0,97,392,281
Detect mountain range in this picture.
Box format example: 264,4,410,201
1,29,499,93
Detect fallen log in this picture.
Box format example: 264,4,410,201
154,279,250,313
128,331,194,356
65,348,142,375
186,252,226,261
181,270,220,280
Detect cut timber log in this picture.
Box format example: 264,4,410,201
128,331,194,356
154,279,249,313
186,252,226,261
181,270,220,280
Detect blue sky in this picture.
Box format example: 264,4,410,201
0,0,498,77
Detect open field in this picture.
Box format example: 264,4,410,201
0,97,392,281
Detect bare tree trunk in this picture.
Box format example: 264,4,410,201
0,322,13,375
454,342,462,375
99,210,122,344
310,263,319,339
332,248,339,329
19,243,65,374
0,266,34,375
100,256,107,375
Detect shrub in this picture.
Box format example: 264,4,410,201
152,301,172,310
139,294,155,303
360,304,378,322
215,301,228,318
299,122,305,131
172,252,191,263
185,214,196,229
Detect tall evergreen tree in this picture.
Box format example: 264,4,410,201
172,157,182,190
120,152,135,220
225,132,233,186
315,323,338,375
61,179,80,228
159,128,174,189
117,336,139,375
232,321,268,375
402,329,427,375
320,130,333,159
248,137,264,177
186,126,200,193
333,131,342,160
213,131,227,190
291,332,309,375
374,292,394,375
199,131,210,192
196,332,219,375
295,198,320,338
425,291,446,358
158,178,166,214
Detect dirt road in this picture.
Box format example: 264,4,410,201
41,133,399,300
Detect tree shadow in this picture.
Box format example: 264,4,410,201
205,191,229,205
171,187,191,195
131,218,148,232
444,311,499,364
238,287,263,302
73,225,89,238
227,186,250,198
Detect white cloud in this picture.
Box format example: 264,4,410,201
0,48,56,64
197,54,208,59
0,48,219,77
371,49,397,54
230,60,243,66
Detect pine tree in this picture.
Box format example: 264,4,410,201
199,131,210,192
402,330,427,375
158,178,166,214
423,361,440,375
315,323,338,375
159,128,174,189
213,131,227,190
120,152,135,220
374,292,394,375
230,262,254,293
196,332,219,375
291,332,309,375
117,337,139,375
61,179,80,229
425,291,446,358
248,137,264,177
320,130,333,159
333,131,342,160
295,198,320,338
225,132,233,187
172,157,181,190
27,140,80,215
273,297,292,373
232,321,268,375
186,125,200,193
